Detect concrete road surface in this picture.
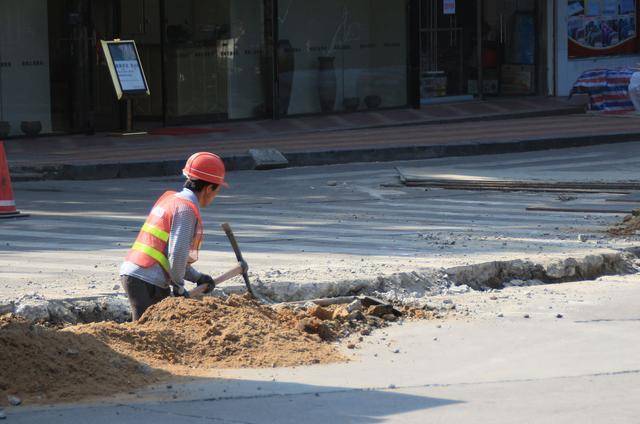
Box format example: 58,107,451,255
3,142,640,301
2,141,640,422
5,274,640,423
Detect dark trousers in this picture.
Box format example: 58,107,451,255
122,275,170,321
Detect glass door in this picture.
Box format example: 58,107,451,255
481,0,538,96
163,0,268,124
419,0,477,103
119,0,164,126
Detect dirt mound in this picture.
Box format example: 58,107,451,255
0,315,158,406
71,294,344,369
608,212,640,236
0,294,428,405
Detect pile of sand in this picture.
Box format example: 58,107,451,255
70,294,344,369
0,315,159,405
1,294,428,405
608,212,640,236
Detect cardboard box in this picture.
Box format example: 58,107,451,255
500,64,534,95
421,71,447,98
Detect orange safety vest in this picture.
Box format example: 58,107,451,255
125,191,203,276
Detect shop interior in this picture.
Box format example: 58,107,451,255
419,0,546,104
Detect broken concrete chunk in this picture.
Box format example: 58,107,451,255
248,148,289,170
332,306,351,320
14,296,50,322
7,395,22,406
296,317,334,341
348,310,366,322
307,305,333,321
346,299,363,313
448,284,470,294
366,304,394,318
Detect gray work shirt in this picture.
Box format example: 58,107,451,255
120,188,203,291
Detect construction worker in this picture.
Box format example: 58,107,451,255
120,152,228,320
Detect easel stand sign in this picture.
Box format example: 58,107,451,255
101,39,150,136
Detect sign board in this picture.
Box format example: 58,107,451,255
443,0,455,14
567,0,637,58
100,40,150,100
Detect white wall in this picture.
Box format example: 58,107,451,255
0,0,52,136
555,0,640,96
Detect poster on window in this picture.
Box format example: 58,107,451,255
568,0,638,57
443,0,455,15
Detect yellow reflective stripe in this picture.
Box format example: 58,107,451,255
131,242,170,273
141,223,169,242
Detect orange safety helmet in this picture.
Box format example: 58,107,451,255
183,152,229,187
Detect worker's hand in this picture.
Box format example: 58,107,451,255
196,274,216,294
239,259,249,273
172,285,190,298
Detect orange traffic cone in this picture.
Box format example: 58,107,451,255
0,141,27,219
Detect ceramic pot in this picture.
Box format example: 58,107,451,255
21,121,42,137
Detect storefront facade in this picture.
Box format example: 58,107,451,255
0,1,639,137
0,0,411,136
417,0,552,103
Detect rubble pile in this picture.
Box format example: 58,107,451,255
609,211,640,236
280,301,391,340
277,297,438,345
369,270,457,307
0,314,159,405
70,294,344,369
0,292,445,406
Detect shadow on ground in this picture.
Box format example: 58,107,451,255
9,377,462,424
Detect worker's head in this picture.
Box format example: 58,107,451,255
184,178,220,207
182,152,228,207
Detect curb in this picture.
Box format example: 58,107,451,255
10,131,640,181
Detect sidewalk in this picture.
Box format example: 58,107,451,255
5,96,636,181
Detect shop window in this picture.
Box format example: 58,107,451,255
0,0,52,136
277,0,408,115
164,0,267,121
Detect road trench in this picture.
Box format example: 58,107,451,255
4,247,638,325
3,171,640,406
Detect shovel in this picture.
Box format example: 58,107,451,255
191,223,270,303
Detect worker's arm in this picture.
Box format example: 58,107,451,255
167,204,200,295
185,265,203,284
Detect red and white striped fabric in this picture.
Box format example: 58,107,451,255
571,68,640,114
